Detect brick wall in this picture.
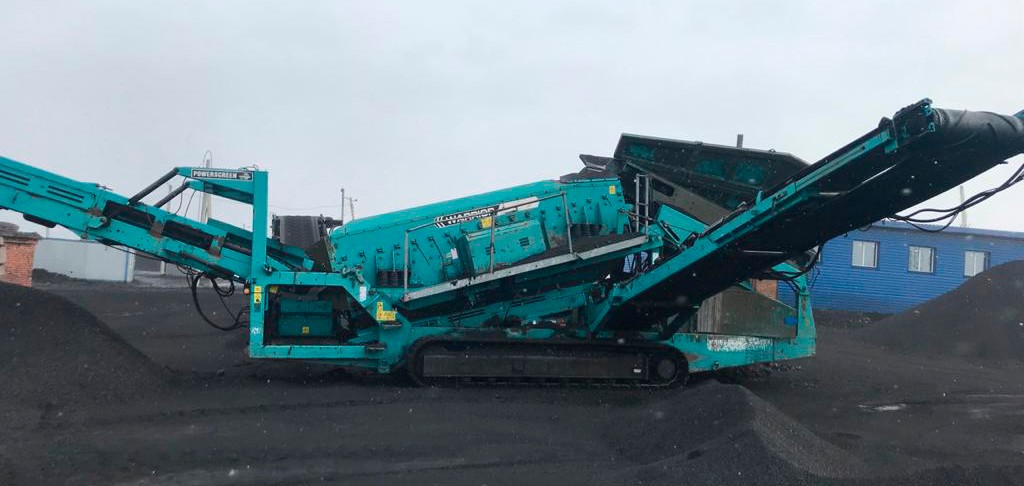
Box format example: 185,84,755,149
751,279,778,299
0,233,40,287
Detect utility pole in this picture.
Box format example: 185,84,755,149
199,150,213,223
340,187,357,223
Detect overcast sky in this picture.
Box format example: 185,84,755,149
1,1,1022,238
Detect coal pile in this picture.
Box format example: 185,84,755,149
604,381,867,485
602,382,1024,485
857,260,1024,362
31,268,85,285
814,309,890,329
0,282,165,406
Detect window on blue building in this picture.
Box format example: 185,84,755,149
851,240,877,268
964,251,988,277
908,246,934,273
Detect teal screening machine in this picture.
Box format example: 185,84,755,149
2,99,1023,385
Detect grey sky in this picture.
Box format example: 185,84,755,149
1,1,1022,237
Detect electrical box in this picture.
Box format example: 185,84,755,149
459,220,547,276
276,299,334,337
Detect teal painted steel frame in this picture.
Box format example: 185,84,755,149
0,154,818,374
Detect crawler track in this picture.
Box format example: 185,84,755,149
407,338,688,388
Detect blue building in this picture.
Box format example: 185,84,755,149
778,221,1024,314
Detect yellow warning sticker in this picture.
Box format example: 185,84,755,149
375,301,397,321
480,216,493,229
609,185,616,195
252,285,263,304
301,326,310,335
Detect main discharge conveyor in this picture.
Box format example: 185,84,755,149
1,99,1022,385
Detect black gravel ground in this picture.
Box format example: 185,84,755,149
813,309,890,329
2,282,1024,485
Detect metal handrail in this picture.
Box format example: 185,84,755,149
402,191,572,294
634,173,651,234
402,219,436,293
561,192,573,254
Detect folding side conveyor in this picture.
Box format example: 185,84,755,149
0,159,312,281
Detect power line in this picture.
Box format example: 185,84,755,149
890,158,1024,233
268,204,341,211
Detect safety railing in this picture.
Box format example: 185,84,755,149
402,192,572,294
634,173,651,234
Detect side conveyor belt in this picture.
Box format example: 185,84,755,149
0,159,312,280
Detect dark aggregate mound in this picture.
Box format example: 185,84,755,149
605,383,1024,485
814,309,890,329
857,260,1024,361
605,382,867,485
31,268,85,285
0,282,165,406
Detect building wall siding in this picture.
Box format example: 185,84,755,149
33,238,135,282
779,224,1024,314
